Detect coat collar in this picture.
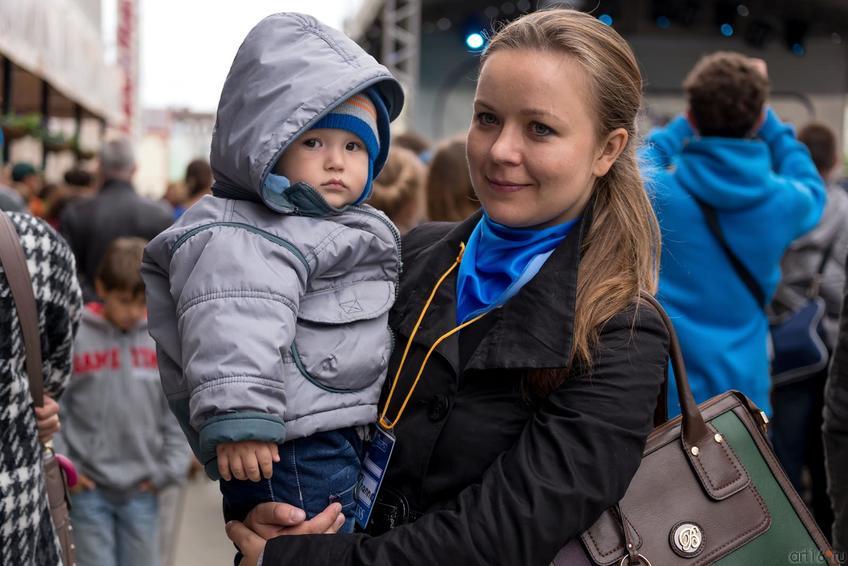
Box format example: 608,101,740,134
99,179,135,194
393,204,591,375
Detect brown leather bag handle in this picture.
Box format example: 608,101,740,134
640,292,711,447
0,211,45,408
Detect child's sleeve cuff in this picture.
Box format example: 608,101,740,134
198,412,286,481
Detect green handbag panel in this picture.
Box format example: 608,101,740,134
713,411,826,565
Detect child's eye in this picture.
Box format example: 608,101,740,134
530,121,554,137
476,112,499,126
303,138,322,148
346,141,362,151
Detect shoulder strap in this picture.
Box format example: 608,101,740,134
816,238,837,277
0,211,44,407
692,197,767,312
806,237,838,298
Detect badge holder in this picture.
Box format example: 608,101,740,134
355,426,396,529
354,242,485,530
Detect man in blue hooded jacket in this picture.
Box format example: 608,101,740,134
642,52,826,416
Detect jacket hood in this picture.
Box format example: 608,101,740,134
209,13,404,213
81,302,149,334
672,137,778,210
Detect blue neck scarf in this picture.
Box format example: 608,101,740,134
456,213,578,324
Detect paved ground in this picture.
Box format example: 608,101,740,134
170,477,234,565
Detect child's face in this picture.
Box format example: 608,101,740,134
276,128,369,208
96,281,147,332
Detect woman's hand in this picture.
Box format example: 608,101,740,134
226,521,266,566
225,501,346,565
245,501,345,538
34,395,61,443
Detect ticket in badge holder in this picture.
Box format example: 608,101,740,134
355,426,396,529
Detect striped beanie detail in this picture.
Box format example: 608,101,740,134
309,93,382,204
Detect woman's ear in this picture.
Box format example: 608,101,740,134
593,128,629,177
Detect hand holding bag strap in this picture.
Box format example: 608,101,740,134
0,211,44,407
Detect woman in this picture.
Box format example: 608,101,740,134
426,134,479,222
0,211,82,565
226,9,669,565
367,146,428,235
173,159,214,219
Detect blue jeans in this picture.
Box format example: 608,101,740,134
220,428,363,534
69,489,160,566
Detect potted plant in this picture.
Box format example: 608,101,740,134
70,137,97,160
42,131,73,152
0,113,41,140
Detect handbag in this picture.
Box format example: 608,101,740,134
769,240,835,387
0,211,77,566
693,197,833,387
554,294,836,565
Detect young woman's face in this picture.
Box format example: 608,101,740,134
466,49,618,228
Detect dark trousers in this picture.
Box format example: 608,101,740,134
771,370,834,540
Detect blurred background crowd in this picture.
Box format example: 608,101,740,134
3,0,848,564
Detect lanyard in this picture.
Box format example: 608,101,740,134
379,243,486,430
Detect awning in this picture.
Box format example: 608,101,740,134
0,0,121,123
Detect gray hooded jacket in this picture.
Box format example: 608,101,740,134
770,185,848,347
141,13,404,479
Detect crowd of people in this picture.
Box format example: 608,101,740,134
1,6,848,566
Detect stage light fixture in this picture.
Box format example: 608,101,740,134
744,19,772,48
784,18,809,57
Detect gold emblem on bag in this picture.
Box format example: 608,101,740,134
670,522,705,558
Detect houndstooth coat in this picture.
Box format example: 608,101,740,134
0,212,81,565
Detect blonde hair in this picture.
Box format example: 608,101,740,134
368,146,427,235
426,135,479,222
482,9,660,391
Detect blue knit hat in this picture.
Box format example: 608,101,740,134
309,92,381,204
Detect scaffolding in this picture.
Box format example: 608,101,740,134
381,0,421,130
347,0,421,131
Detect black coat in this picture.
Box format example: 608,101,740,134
59,179,173,300
824,255,848,556
264,213,669,565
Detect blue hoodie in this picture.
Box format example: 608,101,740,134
642,109,826,416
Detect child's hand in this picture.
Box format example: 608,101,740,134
217,441,280,482
138,480,157,493
70,473,96,494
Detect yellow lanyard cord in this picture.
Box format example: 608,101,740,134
379,243,486,430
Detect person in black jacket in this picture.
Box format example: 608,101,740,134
60,138,172,300
224,9,669,565
824,259,848,561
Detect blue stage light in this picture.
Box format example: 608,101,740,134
466,32,485,50
720,23,734,37
656,16,671,29
599,14,613,26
